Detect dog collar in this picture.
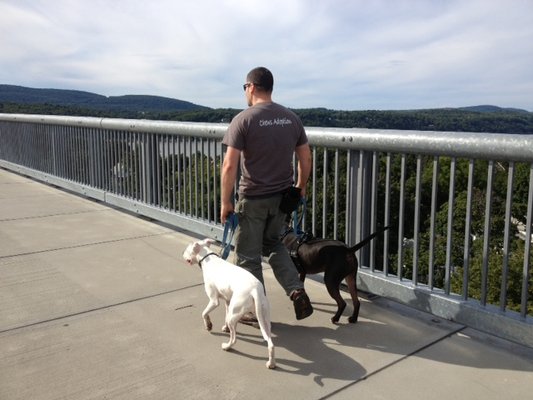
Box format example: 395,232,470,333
198,252,219,268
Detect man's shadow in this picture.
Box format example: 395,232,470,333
269,307,368,386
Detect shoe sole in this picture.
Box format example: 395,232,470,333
293,294,314,320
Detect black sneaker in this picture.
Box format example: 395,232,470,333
291,289,313,320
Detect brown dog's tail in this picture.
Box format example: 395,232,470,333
348,226,390,253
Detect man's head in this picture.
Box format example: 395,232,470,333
246,67,274,93
244,67,274,106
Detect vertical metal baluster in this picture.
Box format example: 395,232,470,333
67,126,73,181
383,153,391,275
356,150,364,247
322,148,328,238
82,127,88,185
194,138,199,217
156,134,162,207
398,154,406,280
119,130,125,196
345,149,358,245
166,134,171,208
481,161,494,305
369,151,379,271
206,138,212,221
124,131,129,198
333,149,339,240
312,147,317,236
462,159,474,299
171,134,177,212
520,164,533,318
52,124,58,177
99,129,105,189
445,157,457,295
413,154,422,285
200,138,205,219
212,138,217,223
188,137,193,214
501,162,515,311
178,135,184,212
113,130,119,194
142,133,149,203
429,157,440,289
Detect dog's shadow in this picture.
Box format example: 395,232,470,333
212,316,367,386
270,321,366,385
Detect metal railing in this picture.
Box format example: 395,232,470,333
1,113,532,347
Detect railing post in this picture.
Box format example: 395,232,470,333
51,126,58,177
346,149,373,267
345,149,358,246
88,130,96,187
141,134,154,204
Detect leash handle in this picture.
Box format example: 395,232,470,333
291,197,306,234
220,212,238,260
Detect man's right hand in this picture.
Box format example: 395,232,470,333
220,202,234,224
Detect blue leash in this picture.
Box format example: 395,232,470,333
291,197,307,235
220,212,238,260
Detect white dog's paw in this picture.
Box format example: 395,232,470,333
204,319,213,331
266,360,276,369
221,325,229,333
221,342,232,351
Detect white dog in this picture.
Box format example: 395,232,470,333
182,238,276,369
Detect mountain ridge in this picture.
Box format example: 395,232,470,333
0,84,209,113
1,84,531,114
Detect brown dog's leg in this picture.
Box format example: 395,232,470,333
345,273,360,323
324,272,346,324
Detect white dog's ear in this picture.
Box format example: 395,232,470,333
200,238,216,247
193,242,202,253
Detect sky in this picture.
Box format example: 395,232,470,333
1,0,532,111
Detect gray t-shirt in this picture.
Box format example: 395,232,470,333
222,102,308,197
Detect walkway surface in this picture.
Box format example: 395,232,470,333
1,167,532,400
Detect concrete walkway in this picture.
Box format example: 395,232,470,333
1,167,532,400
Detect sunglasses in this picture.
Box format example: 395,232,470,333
243,83,253,91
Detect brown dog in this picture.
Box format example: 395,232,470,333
282,227,388,324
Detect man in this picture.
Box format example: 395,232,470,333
220,66,313,320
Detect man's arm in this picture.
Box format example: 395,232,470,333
295,143,312,198
220,146,240,223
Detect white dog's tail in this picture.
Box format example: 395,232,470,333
251,284,276,369
251,286,272,342
251,283,276,368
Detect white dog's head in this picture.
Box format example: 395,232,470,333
182,238,216,265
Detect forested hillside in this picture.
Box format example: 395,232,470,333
0,84,207,113
1,84,533,133
2,95,533,135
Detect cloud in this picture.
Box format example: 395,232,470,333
0,0,532,110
